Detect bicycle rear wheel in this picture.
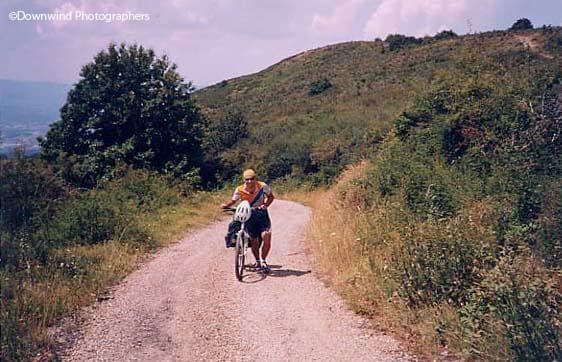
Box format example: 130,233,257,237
234,234,245,281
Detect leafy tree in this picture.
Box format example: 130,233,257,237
510,18,533,31
39,43,204,187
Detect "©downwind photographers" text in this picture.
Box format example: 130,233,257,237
8,10,150,22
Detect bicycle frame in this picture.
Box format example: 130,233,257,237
234,221,249,281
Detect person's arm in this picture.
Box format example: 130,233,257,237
258,184,274,209
263,192,274,208
220,199,236,209
221,188,240,209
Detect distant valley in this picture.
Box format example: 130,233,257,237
0,79,70,155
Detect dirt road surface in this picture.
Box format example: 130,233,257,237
60,200,412,361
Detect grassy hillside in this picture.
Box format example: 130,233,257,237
195,26,562,184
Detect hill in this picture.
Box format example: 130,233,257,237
195,26,562,183
0,79,70,154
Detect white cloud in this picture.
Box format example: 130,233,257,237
311,0,367,36
362,0,495,39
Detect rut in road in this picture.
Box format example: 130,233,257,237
62,200,411,361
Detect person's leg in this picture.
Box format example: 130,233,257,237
250,237,260,266
261,212,272,261
261,230,271,260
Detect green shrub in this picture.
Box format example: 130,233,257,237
352,66,561,359
105,168,180,212
44,192,119,246
1,164,185,360
535,179,562,267
43,170,177,248
390,216,496,307
403,165,456,219
0,152,67,268
460,253,561,361
509,18,533,31
545,28,562,51
365,140,458,219
308,78,332,96
385,34,422,51
434,30,458,41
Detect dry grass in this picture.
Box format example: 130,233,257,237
285,162,458,359
146,190,229,246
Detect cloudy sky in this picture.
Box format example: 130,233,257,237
1,0,560,88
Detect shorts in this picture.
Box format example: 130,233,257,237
245,209,271,239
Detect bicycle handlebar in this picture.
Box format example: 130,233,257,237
222,206,265,213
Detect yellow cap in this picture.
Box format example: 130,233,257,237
243,169,256,179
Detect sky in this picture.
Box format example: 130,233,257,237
0,0,560,89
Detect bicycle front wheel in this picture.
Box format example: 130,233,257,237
234,234,245,281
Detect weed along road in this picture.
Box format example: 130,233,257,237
61,200,411,361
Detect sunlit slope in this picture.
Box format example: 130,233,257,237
195,27,561,181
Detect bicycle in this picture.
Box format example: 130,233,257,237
223,201,252,281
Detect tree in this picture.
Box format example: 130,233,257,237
510,18,533,31
434,30,458,40
384,34,422,51
40,43,204,187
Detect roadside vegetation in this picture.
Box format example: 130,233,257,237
0,150,225,360
304,45,561,361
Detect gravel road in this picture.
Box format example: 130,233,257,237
61,200,412,361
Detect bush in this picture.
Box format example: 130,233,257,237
509,18,533,31
44,169,176,248
434,30,458,41
1,165,184,360
105,168,180,212
385,34,422,51
545,28,562,51
403,165,456,219
352,68,561,359
390,215,496,307
460,253,561,360
0,151,67,268
308,78,332,96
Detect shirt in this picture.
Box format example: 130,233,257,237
232,181,272,207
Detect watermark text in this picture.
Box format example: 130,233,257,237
8,10,150,23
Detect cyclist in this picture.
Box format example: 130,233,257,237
220,169,275,273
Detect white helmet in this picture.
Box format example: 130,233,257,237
234,200,252,222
